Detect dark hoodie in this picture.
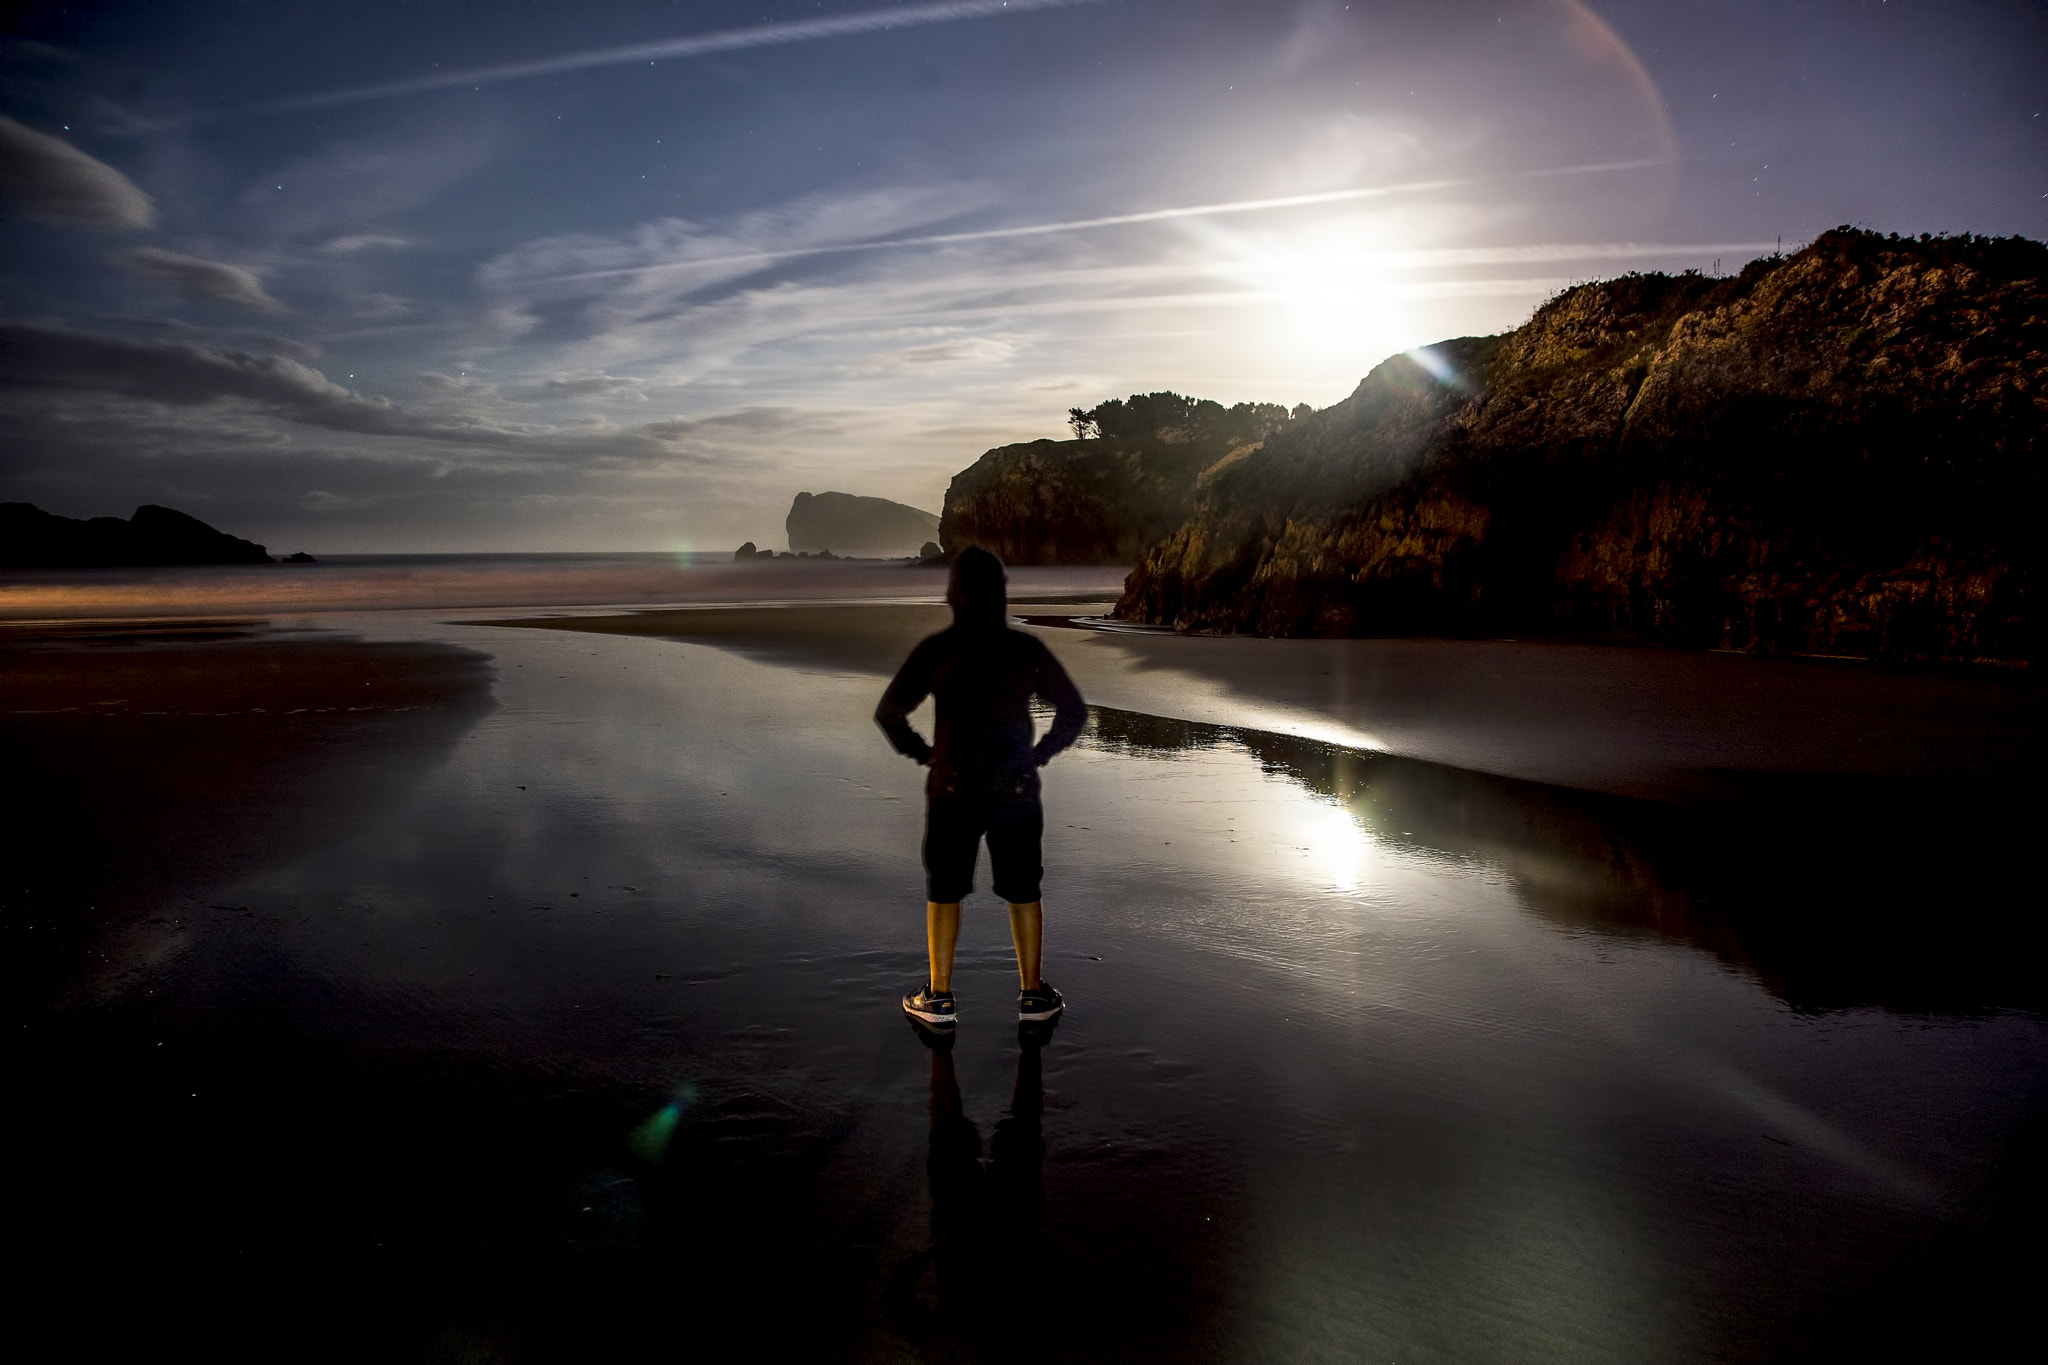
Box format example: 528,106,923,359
874,547,1087,791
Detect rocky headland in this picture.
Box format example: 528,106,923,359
1098,229,2041,665
1,502,279,567
938,393,1301,564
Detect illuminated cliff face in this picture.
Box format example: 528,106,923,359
937,439,1210,567
938,398,1301,566
1115,229,2045,665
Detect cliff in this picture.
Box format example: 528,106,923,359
0,502,274,567
1117,229,2044,665
939,394,1298,564
784,490,938,556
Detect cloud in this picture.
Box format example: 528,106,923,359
1272,113,1437,194
322,232,416,253
0,38,84,68
482,228,1196,391
0,115,153,228
258,334,322,360
102,314,204,335
519,160,1671,290
640,407,847,440
862,337,1017,371
246,126,493,240
206,0,1109,120
120,247,286,313
0,322,518,444
0,322,784,471
540,374,645,398
463,175,1776,450
348,292,414,319
418,371,498,396
479,183,991,301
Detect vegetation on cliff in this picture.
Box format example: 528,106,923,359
940,392,1302,564
1116,229,2043,665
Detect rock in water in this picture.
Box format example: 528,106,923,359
0,502,274,567
1117,228,2044,666
785,491,939,556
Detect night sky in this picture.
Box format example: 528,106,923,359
1,0,2041,552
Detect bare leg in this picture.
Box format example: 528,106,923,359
1007,900,1043,991
927,901,962,992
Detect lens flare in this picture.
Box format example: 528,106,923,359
1403,344,1469,390
629,1082,698,1162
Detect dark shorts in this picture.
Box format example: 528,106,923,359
923,773,1044,904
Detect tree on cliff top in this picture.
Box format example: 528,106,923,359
1068,392,1295,445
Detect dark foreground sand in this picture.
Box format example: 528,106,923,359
1,621,495,1004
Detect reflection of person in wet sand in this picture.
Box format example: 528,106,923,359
890,1024,1050,1328
876,547,1087,1027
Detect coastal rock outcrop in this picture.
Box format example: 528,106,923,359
938,394,1299,564
1117,229,2044,665
0,502,275,567
784,490,938,556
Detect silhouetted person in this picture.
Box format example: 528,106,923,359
876,547,1086,1027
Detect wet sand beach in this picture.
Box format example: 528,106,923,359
1,621,497,1005
495,601,2041,797
4,579,2043,1362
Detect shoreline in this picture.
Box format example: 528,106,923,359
0,557,1128,619
6,592,2036,811
8,610,2039,1016
476,601,2041,802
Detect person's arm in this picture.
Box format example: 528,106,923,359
875,642,936,765
1031,646,1087,767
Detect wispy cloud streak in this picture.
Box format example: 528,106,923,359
193,0,1106,121
533,159,1675,286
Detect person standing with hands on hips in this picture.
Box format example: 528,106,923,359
875,547,1087,1029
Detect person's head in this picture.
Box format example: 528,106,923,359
946,546,1007,626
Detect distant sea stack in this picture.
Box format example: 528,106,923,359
785,491,939,556
939,394,1301,564
1116,228,2044,666
0,502,276,568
